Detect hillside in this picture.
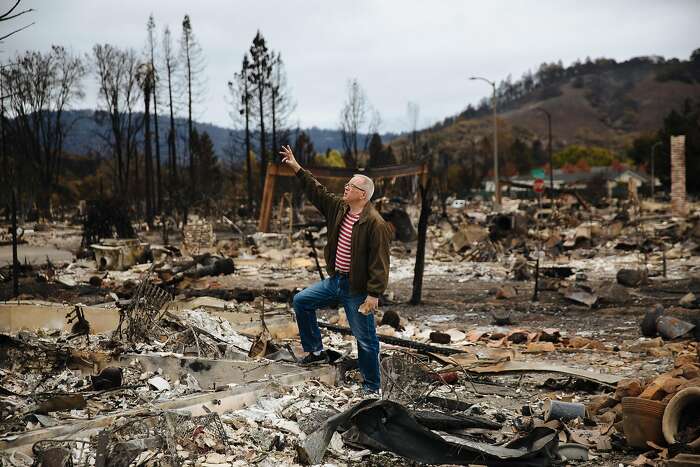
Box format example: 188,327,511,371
60,109,400,162
394,54,700,159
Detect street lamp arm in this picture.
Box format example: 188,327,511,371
469,76,495,87
534,107,551,120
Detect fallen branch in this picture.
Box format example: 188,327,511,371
317,321,463,355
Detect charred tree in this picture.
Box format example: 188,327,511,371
247,31,272,202
147,14,162,213
239,56,254,214
181,15,196,200
138,63,155,227
93,44,142,197
162,26,178,208
410,163,432,305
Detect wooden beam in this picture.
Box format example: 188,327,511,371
257,165,279,232
257,161,429,232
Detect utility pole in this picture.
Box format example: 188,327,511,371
470,76,500,207
0,64,19,296
535,108,553,205
0,70,5,199
650,141,661,201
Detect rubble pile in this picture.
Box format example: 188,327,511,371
2,194,700,465
428,199,700,279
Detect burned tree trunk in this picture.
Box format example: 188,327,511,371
410,173,432,305
147,15,162,214
242,56,254,216
139,64,155,227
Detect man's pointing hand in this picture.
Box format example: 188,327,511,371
280,145,301,173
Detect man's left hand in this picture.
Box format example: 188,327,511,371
359,296,379,315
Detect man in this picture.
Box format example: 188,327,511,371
279,145,390,393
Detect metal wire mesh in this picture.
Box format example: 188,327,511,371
32,439,93,467
115,263,173,342
380,352,436,406
102,417,163,467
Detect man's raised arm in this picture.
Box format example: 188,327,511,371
279,145,341,218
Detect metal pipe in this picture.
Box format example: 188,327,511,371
534,108,553,206
651,141,661,201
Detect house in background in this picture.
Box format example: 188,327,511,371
484,166,661,199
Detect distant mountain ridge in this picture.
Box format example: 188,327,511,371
60,109,401,161
392,53,700,154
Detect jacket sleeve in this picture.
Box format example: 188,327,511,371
295,168,342,218
367,218,391,297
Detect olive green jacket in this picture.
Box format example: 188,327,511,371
296,168,390,297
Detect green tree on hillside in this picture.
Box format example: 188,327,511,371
314,149,346,168
553,145,616,168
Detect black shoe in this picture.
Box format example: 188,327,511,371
298,351,329,366
359,387,381,398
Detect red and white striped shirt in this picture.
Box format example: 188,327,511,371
334,211,361,272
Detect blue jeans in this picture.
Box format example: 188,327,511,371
292,274,381,391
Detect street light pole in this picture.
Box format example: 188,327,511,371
470,76,500,206
650,141,661,201
534,108,553,205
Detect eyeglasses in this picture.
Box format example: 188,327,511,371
344,182,366,193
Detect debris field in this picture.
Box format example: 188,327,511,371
1,195,700,467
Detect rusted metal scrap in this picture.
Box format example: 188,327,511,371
66,304,91,339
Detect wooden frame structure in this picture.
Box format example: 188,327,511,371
258,161,430,232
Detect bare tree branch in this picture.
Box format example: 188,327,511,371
0,0,33,21
3,46,85,216
339,78,368,167
0,21,34,41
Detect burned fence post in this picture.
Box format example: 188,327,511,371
532,256,540,302
663,247,667,278
305,229,325,281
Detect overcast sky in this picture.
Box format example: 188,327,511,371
6,0,700,132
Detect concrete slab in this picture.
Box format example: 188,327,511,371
111,353,303,389
0,303,120,334
0,245,73,266
0,303,298,339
